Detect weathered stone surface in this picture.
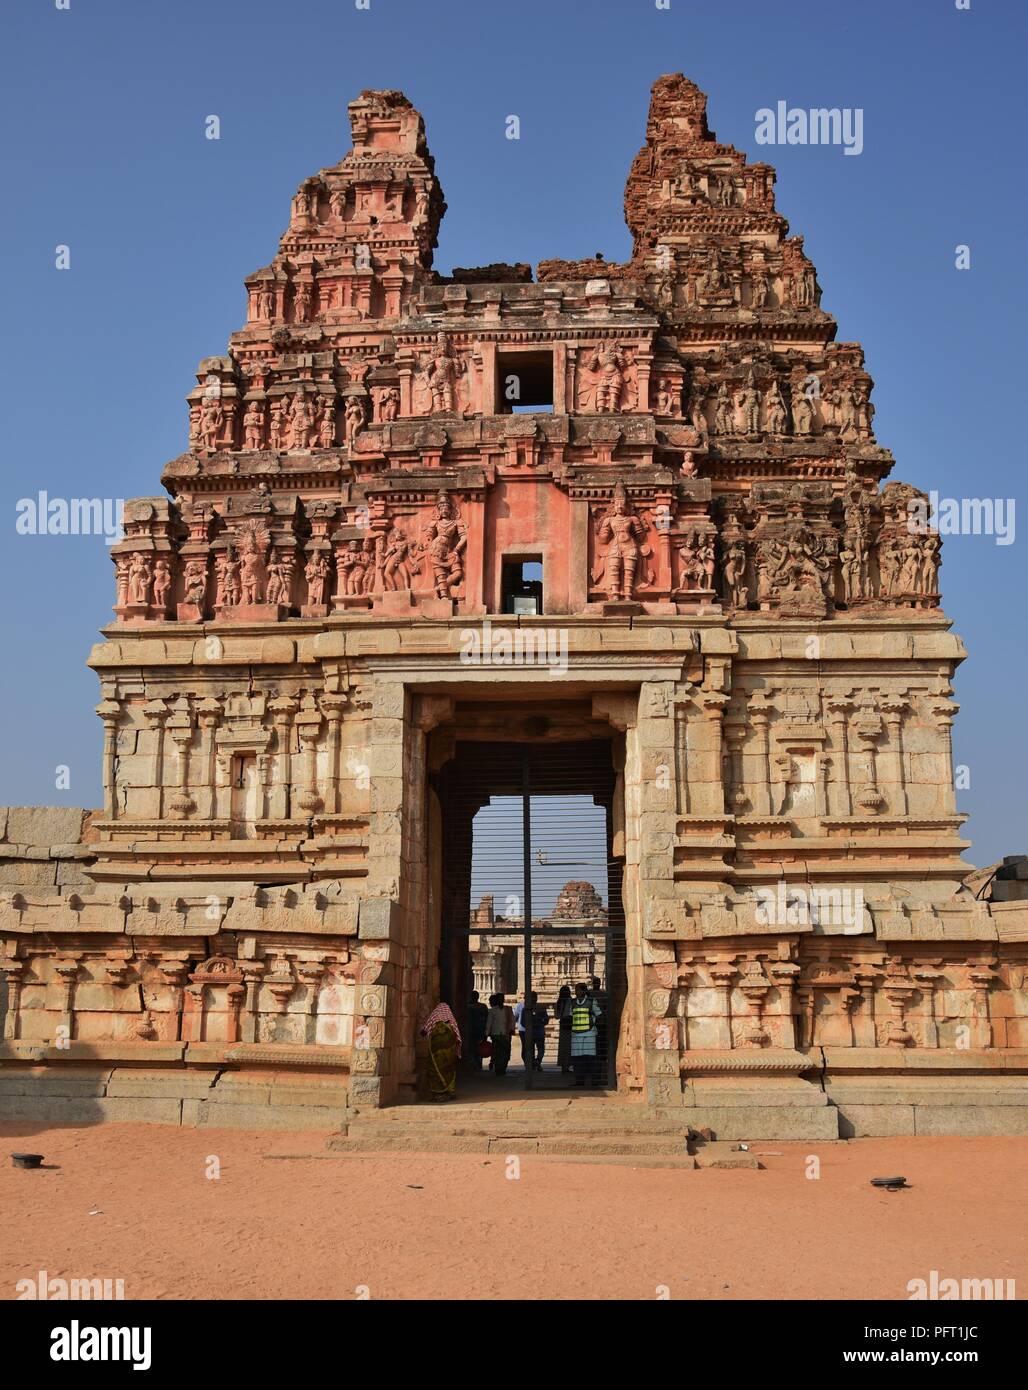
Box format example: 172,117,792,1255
0,73,1023,1139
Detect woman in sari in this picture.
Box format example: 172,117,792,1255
420,1002,462,1100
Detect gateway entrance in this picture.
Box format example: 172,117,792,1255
431,734,627,1091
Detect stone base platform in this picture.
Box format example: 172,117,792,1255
0,1048,351,1133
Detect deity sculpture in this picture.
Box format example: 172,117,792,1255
382,527,414,590
422,492,467,599
183,559,207,608
749,261,771,308
697,246,732,300
587,343,629,413
200,396,224,453
735,375,761,435
654,377,681,416
713,381,735,434
338,540,368,596
289,389,316,450
791,381,815,435
317,397,337,448
127,553,152,606
243,401,265,450
269,399,288,450
764,378,788,434
304,551,330,606
344,395,367,446
676,531,714,591
829,383,860,441
266,551,294,607
215,547,241,607
722,538,749,608
420,333,462,413
292,281,312,322
376,385,400,421
597,483,647,602
151,558,172,612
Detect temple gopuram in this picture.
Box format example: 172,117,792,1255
2,76,1026,1138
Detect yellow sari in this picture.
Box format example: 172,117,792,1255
426,1020,459,1097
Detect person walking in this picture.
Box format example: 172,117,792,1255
419,1002,462,1101
467,989,489,1069
564,982,603,1087
516,992,547,1072
589,975,609,1083
485,992,516,1076
555,984,573,1075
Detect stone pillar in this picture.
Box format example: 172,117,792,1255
1,958,23,1040
142,698,170,820
268,695,298,820
749,698,773,816
97,699,123,820
166,699,196,818
320,693,349,814
826,698,852,816
697,690,729,814
196,697,221,819
294,696,324,814
930,695,960,816
881,699,908,816
853,968,879,1048
708,959,736,1049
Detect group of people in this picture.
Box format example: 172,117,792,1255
418,978,609,1101
469,978,608,1087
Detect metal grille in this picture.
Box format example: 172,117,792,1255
432,738,626,1089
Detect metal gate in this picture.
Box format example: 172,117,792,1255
433,738,626,1090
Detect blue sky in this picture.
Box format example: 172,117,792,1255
0,0,1024,867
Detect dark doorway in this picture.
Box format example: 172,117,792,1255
432,738,626,1091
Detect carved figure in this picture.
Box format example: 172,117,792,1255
421,333,462,413
722,538,749,608
344,395,367,446
289,390,316,450
151,558,172,611
597,483,646,601
735,375,761,435
126,554,151,606
243,401,265,450
422,492,467,598
200,396,224,452
215,548,241,607
376,386,400,421
764,378,788,434
382,527,413,590
317,397,337,448
587,343,628,413
713,381,735,434
269,399,288,450
305,551,330,606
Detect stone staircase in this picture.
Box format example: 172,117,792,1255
326,1098,770,1166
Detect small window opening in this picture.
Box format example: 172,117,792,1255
502,558,543,614
497,351,553,413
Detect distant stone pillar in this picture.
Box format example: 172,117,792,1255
827,698,852,816
2,959,23,1040
320,693,349,814
881,699,908,816
699,691,729,814
930,695,960,815
708,959,736,1049
97,699,123,820
749,699,772,816
853,969,879,1047
166,700,196,818
196,697,221,819
269,695,298,820
295,697,324,814
142,698,169,820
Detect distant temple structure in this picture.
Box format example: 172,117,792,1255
469,883,607,1002
1,76,1026,1137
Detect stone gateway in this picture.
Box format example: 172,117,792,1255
2,76,1026,1138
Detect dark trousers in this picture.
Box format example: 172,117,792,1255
490,1034,512,1075
572,1054,599,1086
519,1033,545,1069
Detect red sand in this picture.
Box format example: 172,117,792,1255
1,1123,1024,1300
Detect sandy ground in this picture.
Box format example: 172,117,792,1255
1,1122,1024,1301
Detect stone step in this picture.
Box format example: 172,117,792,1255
346,1117,694,1138
328,1129,692,1156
